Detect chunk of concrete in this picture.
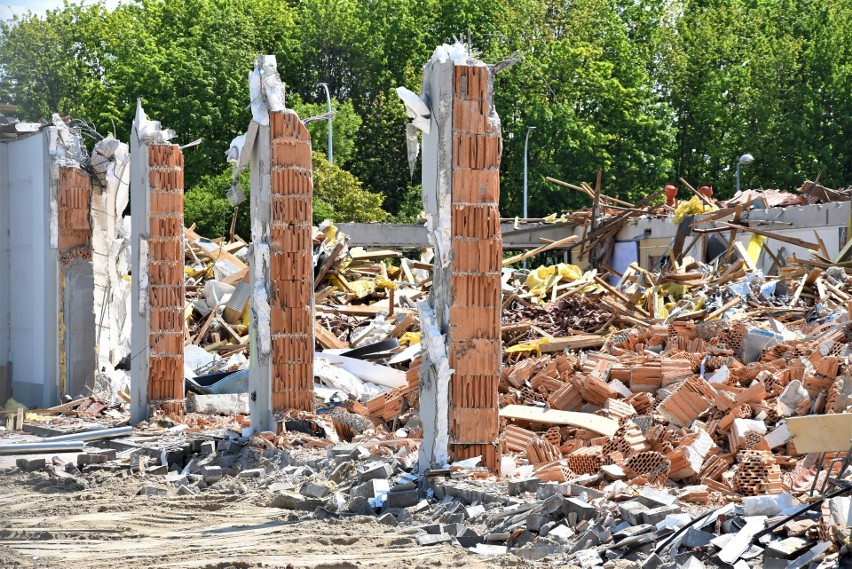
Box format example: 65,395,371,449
575,548,603,568
682,527,714,548
639,487,677,508
508,478,540,496
378,512,399,527
564,497,597,522
417,533,452,546
16,457,46,472
742,493,793,516
187,393,249,415
358,461,392,482
300,482,329,498
202,466,223,484
641,505,682,526
619,500,650,525
764,537,811,560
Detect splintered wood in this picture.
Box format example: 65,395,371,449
146,144,185,415
448,62,502,470
269,111,314,412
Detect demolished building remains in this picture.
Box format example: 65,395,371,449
2,45,852,568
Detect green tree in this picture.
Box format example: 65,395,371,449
312,152,388,223
288,93,362,167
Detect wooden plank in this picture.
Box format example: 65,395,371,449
314,320,349,350
787,414,852,453
539,334,606,352
500,405,619,437
502,234,579,267
716,222,820,251
316,304,414,317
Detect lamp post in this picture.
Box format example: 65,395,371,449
317,83,333,164
736,153,754,194
523,126,536,220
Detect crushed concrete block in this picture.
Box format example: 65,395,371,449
564,497,597,522
378,512,399,527
137,485,167,496
513,543,560,561
417,533,452,546
188,393,249,415
471,543,507,556
526,513,550,533
764,537,811,560
236,468,263,479
571,484,604,500
145,464,168,475
619,500,650,525
411,499,430,514
358,461,392,482
270,491,322,511
77,453,109,466
300,482,329,498
199,440,216,455
202,466,223,484
177,484,199,496
742,493,793,516
575,548,604,568
639,487,677,508
16,458,46,472
465,504,486,520
347,495,374,515
508,478,540,496
641,505,682,526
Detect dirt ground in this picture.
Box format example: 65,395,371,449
0,469,534,569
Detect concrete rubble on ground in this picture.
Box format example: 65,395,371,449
2,46,852,569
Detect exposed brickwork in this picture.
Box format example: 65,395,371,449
448,63,502,470
268,110,314,412
146,144,184,413
57,167,93,260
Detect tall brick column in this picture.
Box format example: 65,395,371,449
245,57,315,432
447,63,502,470
130,104,185,422
269,110,314,413
417,45,502,472
57,166,95,399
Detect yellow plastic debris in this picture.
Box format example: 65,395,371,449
505,337,551,358
672,196,717,224
524,263,583,296
399,332,421,346
375,275,398,290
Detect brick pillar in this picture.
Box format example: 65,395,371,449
417,46,502,472
130,104,185,423
448,63,502,470
145,144,185,415
57,166,95,399
269,111,315,413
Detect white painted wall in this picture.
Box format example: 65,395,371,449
0,138,10,394
2,131,59,406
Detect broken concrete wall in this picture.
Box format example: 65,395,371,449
417,44,503,471
57,164,96,399
245,55,315,432
90,137,132,382
130,103,185,422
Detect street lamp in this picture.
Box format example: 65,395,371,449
317,83,333,164
523,126,536,220
736,153,754,194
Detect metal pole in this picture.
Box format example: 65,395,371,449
318,83,333,164
736,162,741,194
523,126,535,220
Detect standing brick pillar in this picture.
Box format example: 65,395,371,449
57,166,95,399
130,103,185,422
245,57,315,432
447,63,502,470
417,44,502,472
269,110,314,413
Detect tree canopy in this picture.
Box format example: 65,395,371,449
1,0,849,221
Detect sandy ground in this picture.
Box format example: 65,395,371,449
0,469,530,569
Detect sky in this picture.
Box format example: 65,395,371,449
1,0,120,21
